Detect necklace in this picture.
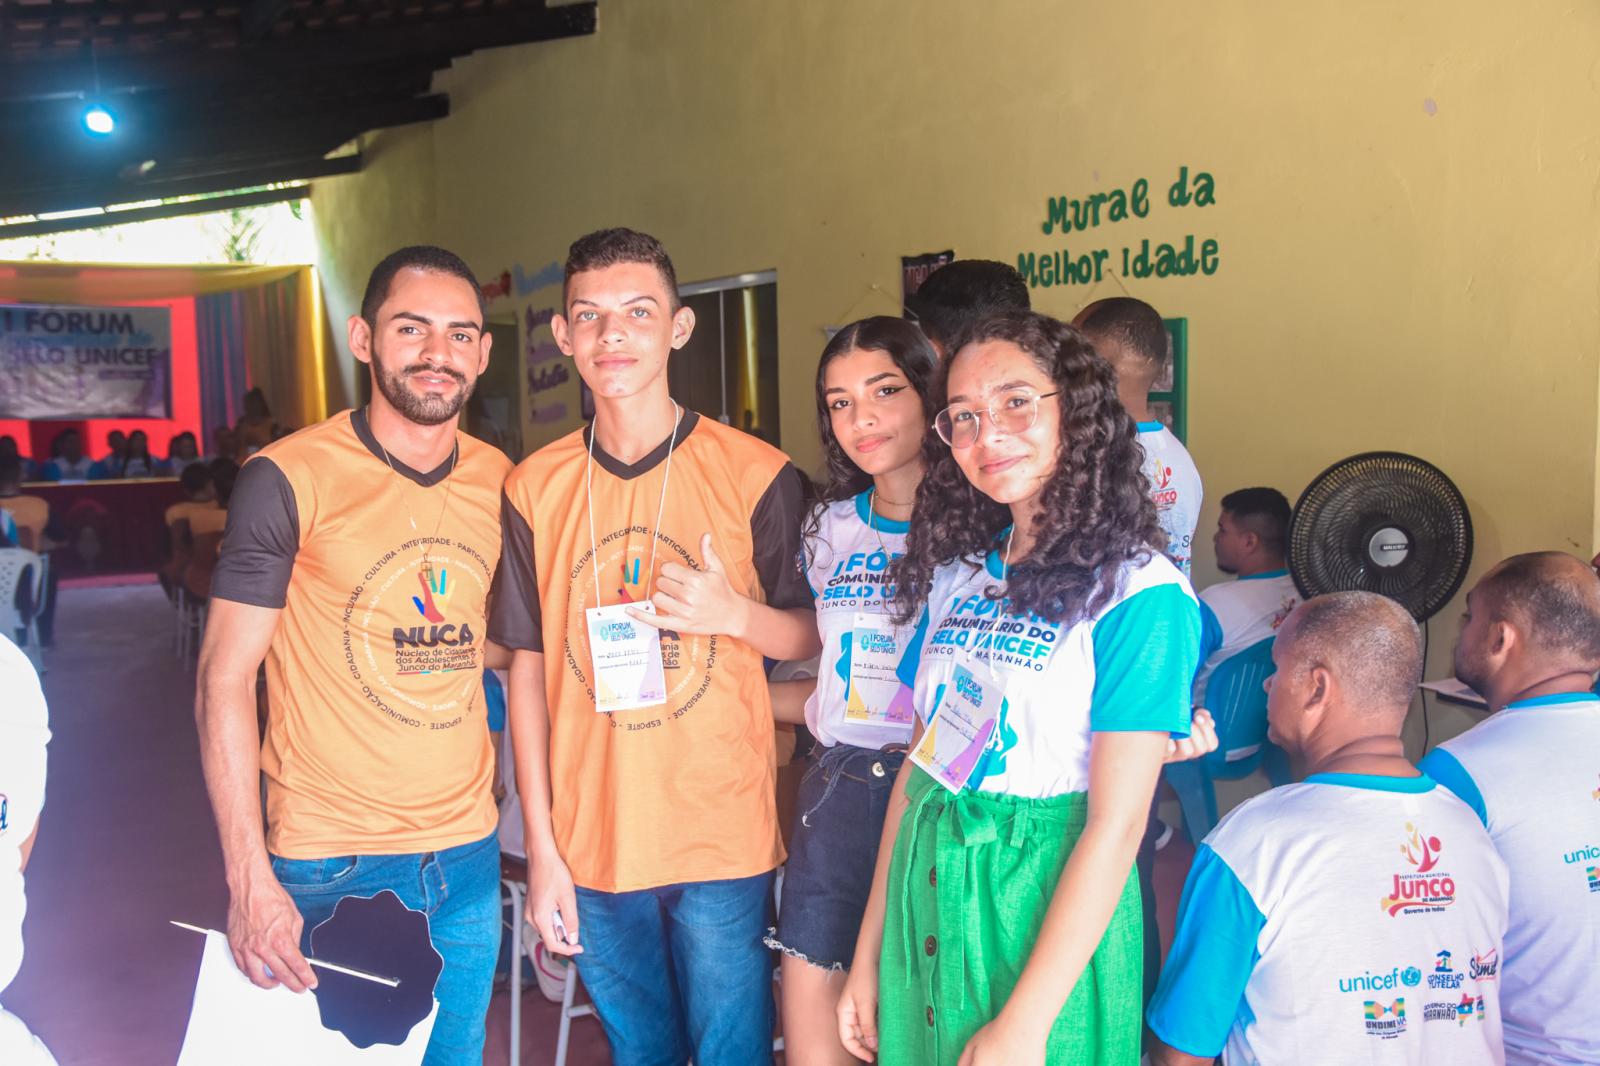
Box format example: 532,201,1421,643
586,402,682,604
866,487,912,554
370,408,460,581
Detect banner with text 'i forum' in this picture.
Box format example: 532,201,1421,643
0,303,172,419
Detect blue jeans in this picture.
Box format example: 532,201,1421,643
270,832,500,1066
575,871,776,1066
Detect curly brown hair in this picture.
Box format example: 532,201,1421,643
891,310,1166,626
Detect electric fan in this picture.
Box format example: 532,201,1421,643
1288,452,1472,622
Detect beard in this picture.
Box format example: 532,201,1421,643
374,356,475,427
1454,642,1487,697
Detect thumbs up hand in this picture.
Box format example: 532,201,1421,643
631,532,751,638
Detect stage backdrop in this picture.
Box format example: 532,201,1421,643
0,302,172,419
0,262,335,459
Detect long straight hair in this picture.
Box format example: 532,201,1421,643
811,317,940,501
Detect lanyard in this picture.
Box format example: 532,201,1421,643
585,402,682,606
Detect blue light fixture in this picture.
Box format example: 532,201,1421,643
83,105,115,135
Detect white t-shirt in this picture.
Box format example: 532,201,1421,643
1420,693,1600,1065
902,546,1198,798
0,635,49,994
801,491,916,750
1193,570,1300,704
1137,422,1202,578
1149,773,1509,1065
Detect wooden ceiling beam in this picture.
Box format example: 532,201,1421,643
0,152,361,220
0,2,594,100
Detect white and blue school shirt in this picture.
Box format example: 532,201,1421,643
1193,569,1300,705
1138,422,1202,579
899,547,1199,798
0,635,48,996
1419,693,1600,1066
1148,774,1509,1065
801,491,917,751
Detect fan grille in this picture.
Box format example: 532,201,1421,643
1289,452,1472,622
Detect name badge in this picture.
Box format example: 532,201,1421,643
910,661,1004,793
585,602,667,713
844,613,913,728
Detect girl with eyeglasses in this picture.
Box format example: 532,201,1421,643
767,317,941,1066
836,311,1203,1065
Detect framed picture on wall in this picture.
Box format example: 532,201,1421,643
1152,317,1189,443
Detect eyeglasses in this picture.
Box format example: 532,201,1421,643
934,389,1059,448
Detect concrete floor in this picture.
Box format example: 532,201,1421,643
2,582,1192,1065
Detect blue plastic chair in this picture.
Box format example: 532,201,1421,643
1165,636,1292,845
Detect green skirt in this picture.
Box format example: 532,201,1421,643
878,769,1144,1065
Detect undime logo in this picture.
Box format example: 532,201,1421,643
1381,822,1457,917
1363,999,1407,1039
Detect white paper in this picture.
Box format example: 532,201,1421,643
178,932,436,1065
1419,676,1489,709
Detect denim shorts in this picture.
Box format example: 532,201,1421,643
769,742,905,970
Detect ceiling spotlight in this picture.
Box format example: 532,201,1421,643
83,105,115,135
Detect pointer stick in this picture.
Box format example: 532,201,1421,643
170,920,401,988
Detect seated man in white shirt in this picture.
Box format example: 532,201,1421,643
0,636,57,1065
1194,487,1300,705
1149,592,1509,1066
1419,551,1600,1066
1074,297,1203,576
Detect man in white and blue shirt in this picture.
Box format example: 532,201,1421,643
1419,551,1600,1066
0,636,56,1065
1075,298,1202,577
1194,487,1300,705
1149,592,1508,1065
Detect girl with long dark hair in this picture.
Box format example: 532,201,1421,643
837,311,1202,1065
767,316,940,1065
119,430,157,478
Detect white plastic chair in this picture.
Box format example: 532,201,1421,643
500,877,595,1066
0,547,43,670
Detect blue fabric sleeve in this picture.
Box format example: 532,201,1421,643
1147,843,1264,1058
483,670,507,733
1418,748,1488,827
896,605,930,690
1198,599,1224,665
1090,583,1201,733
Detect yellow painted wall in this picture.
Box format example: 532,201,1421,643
311,125,439,410
309,0,1600,768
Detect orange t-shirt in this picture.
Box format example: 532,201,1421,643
187,505,228,537
0,495,48,548
213,409,511,858
166,499,219,529
490,411,811,893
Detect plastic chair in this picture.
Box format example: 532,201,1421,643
0,547,43,671
499,869,595,1066
177,532,222,662
1166,637,1288,845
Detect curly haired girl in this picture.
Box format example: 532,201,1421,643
837,310,1201,1065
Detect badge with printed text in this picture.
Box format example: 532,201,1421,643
910,662,1004,793
845,613,913,728
585,601,667,713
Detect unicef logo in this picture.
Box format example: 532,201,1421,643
1401,967,1422,988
